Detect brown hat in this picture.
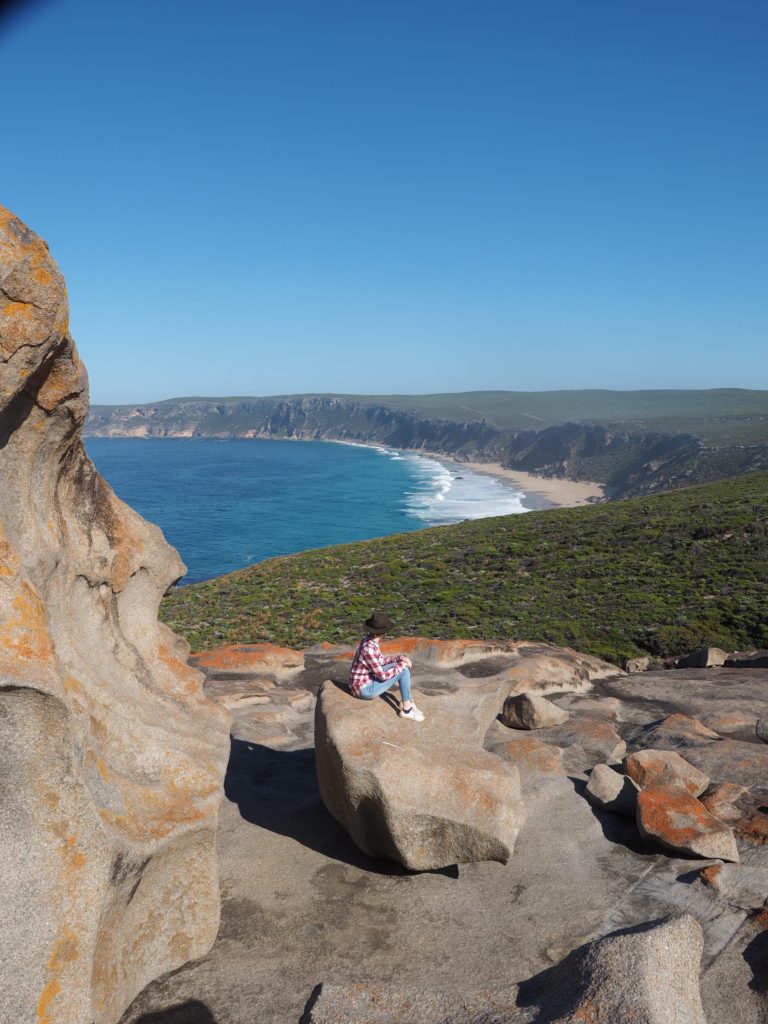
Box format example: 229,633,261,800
364,611,395,633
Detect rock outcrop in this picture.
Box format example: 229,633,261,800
314,678,525,869
0,206,231,1023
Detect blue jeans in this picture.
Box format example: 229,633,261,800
358,666,412,703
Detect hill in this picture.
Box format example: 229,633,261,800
87,389,768,499
160,470,768,665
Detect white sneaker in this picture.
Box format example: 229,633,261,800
399,704,425,722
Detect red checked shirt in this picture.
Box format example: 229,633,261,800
348,636,403,697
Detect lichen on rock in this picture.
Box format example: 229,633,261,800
0,206,231,1024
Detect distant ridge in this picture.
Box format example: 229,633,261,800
87,389,768,500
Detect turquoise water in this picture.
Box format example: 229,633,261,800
85,437,528,583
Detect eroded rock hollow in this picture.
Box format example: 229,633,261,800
0,206,231,1023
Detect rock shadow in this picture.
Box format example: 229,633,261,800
568,775,650,857
515,918,668,1021
225,738,458,879
744,927,768,993
132,1000,217,1024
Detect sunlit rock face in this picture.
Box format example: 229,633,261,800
0,206,231,1024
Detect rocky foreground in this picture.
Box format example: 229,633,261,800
119,639,768,1024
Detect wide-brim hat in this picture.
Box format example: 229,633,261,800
364,611,395,633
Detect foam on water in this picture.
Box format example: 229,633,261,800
384,449,528,524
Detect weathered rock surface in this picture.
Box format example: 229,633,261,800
624,749,710,797
314,679,524,869
499,735,564,775
586,764,638,816
120,658,768,1024
0,206,230,1024
501,691,569,730
307,982,525,1024
636,785,739,862
308,916,707,1024
544,914,707,1024
757,718,768,742
677,646,728,669
497,641,622,695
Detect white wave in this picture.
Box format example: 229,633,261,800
400,454,527,524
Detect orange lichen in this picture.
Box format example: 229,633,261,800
638,785,723,843
193,641,304,673
36,350,83,411
0,583,54,661
502,737,562,774
699,864,722,887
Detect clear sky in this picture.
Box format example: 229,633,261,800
1,0,766,403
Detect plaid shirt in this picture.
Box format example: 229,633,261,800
348,636,403,697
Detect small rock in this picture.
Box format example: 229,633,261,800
676,647,727,669
700,782,749,821
625,656,650,673
585,764,638,816
636,784,740,862
502,692,570,730
624,749,710,797
757,719,768,742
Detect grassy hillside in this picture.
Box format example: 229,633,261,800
161,471,768,665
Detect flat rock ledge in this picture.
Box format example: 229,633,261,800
314,679,525,869
308,915,706,1024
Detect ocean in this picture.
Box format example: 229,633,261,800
84,437,530,583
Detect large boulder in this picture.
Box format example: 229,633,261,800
0,206,231,1024
314,679,525,869
676,646,727,669
550,915,706,1024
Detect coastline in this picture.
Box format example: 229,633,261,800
461,462,606,508
412,450,605,509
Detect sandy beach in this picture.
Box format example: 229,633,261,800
460,461,606,508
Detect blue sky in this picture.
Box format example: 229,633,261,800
1,0,766,403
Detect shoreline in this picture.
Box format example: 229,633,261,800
411,449,605,509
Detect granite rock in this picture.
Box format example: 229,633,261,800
585,764,639,816
624,749,710,797
314,679,525,869
501,691,570,730
636,785,739,862
0,206,231,1024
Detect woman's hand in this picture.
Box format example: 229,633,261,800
401,656,412,669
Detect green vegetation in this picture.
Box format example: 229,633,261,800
91,388,768,442
161,471,768,665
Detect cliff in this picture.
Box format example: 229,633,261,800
86,395,768,499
